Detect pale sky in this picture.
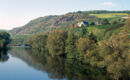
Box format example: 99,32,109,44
0,0,130,30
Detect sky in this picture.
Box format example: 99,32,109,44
0,0,130,30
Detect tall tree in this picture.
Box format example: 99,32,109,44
46,30,67,56
65,32,78,58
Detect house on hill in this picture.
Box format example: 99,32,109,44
77,21,89,27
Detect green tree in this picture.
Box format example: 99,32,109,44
65,32,78,58
46,30,67,56
102,19,110,25
0,31,10,49
76,38,96,59
29,34,47,52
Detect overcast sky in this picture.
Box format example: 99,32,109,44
0,0,130,30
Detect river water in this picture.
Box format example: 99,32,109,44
0,47,112,80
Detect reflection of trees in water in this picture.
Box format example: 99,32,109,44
9,47,111,80
43,56,111,80
0,49,9,62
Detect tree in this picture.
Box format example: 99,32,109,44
102,19,110,25
46,30,67,56
90,22,95,25
88,33,97,43
27,34,47,52
80,26,87,36
76,38,96,57
65,32,78,58
0,31,10,49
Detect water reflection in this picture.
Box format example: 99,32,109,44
8,47,112,80
0,49,9,62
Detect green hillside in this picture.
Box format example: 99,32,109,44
89,13,128,18
10,10,130,35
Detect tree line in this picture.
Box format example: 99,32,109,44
27,19,130,80
0,31,10,51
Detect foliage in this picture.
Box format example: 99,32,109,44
46,30,67,56
10,35,29,46
8,10,130,80
89,13,128,18
65,32,78,58
26,18,130,80
27,34,47,52
0,31,11,49
10,11,130,35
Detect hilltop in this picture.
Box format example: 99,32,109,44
10,10,130,35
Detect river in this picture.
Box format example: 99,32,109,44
0,47,112,80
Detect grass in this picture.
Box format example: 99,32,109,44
89,13,128,18
87,24,119,30
11,35,29,39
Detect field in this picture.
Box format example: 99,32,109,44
89,13,128,18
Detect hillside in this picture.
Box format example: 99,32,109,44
10,10,130,35
10,12,95,35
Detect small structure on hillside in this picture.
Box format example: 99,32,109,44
77,21,89,27
94,22,102,25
